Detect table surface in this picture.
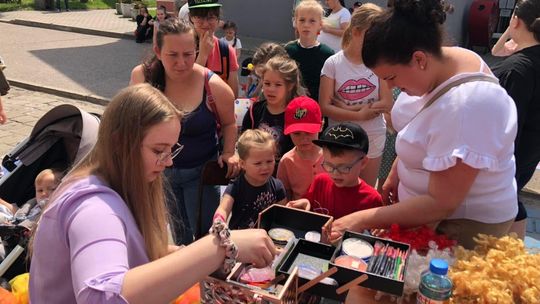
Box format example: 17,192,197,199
344,287,415,304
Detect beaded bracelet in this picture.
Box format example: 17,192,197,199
209,219,238,274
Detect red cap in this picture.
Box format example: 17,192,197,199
284,96,322,135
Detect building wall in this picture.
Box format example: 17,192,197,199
223,0,475,45
222,0,296,42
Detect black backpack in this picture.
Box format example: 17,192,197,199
216,39,230,82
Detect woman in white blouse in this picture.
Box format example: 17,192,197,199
329,0,518,249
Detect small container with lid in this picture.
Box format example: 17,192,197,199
341,237,374,263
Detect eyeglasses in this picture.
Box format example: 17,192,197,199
321,155,365,174
191,15,219,23
153,143,183,165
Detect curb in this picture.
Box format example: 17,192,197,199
8,79,109,106
0,18,261,55
0,19,134,40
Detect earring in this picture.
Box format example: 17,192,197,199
420,65,425,70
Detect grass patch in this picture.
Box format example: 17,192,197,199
0,0,155,12
0,0,34,11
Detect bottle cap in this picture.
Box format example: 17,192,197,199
429,259,448,275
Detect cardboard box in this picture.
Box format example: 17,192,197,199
277,239,347,302
259,205,411,299
258,204,333,243
201,263,299,303
331,231,411,297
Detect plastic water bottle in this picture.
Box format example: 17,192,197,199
416,259,452,304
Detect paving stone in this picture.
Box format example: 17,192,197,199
0,87,104,156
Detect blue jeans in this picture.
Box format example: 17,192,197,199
165,164,219,245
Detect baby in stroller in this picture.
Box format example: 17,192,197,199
0,168,62,230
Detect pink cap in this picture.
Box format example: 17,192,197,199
284,96,322,135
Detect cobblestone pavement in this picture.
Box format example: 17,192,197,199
0,87,104,156
0,9,135,36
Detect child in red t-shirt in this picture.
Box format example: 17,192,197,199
288,122,382,219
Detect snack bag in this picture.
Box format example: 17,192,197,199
9,273,29,304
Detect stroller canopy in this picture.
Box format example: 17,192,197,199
1,104,100,206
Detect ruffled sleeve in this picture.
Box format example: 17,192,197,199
421,81,517,172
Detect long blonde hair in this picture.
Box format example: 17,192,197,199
341,3,384,49
44,84,182,261
260,56,306,103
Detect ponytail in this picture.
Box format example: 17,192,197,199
531,17,540,42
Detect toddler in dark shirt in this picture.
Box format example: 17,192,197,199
213,129,287,229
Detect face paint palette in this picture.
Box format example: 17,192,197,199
268,228,295,245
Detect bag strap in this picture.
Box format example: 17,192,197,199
218,39,230,81
412,74,499,121
204,69,221,128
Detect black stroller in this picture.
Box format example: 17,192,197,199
0,104,100,280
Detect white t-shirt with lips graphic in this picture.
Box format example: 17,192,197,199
321,50,386,136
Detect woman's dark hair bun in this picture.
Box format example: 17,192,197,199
394,0,447,25
533,17,540,34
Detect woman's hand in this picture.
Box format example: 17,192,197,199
219,152,240,178
370,228,387,237
381,164,399,205
328,213,360,243
231,229,277,268
286,199,310,211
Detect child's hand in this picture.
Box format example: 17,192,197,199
356,103,381,121
286,199,310,211
198,30,215,57
370,100,392,114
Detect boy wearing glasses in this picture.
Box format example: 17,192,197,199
288,122,381,219
188,0,239,97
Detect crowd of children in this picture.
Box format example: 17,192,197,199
131,0,396,244
208,0,388,237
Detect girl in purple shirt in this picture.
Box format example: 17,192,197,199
29,84,276,304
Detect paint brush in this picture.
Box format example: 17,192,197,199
372,243,388,275
367,241,383,273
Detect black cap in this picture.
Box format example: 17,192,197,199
188,0,221,9
313,122,369,154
